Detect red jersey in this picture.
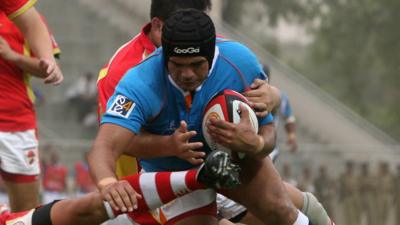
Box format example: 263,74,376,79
0,0,36,20
97,23,156,116
97,23,155,178
42,164,68,192
0,13,59,132
74,161,96,193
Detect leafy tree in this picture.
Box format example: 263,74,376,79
222,0,400,140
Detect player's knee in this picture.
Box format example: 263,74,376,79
302,192,331,225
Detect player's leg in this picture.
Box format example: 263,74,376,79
1,152,241,225
3,179,39,211
0,130,40,211
216,190,333,225
268,146,333,224
0,193,110,225
285,182,334,225
221,156,310,225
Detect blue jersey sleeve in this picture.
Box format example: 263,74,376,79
224,41,273,126
101,68,164,134
259,113,274,125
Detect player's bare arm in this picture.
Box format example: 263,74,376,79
124,121,205,165
88,123,140,213
0,36,52,78
243,79,281,117
13,7,64,85
207,103,276,158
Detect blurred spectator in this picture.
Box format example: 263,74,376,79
42,148,68,203
66,72,97,121
297,167,315,193
74,152,96,197
281,162,297,187
394,164,400,225
375,161,393,225
338,161,361,225
314,165,335,218
358,162,376,225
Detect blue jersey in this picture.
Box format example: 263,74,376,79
102,39,274,172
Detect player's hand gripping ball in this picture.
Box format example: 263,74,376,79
202,90,258,159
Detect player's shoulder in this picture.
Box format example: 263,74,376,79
119,49,165,88
216,38,262,78
107,34,145,65
216,38,255,57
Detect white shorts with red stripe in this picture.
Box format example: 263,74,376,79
0,130,40,178
124,171,217,225
126,189,216,225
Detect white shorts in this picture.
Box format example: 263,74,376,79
0,130,40,176
216,194,247,220
125,189,217,225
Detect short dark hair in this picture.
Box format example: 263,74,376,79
150,0,212,21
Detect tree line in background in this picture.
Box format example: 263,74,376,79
222,0,400,141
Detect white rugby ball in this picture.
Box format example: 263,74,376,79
202,90,258,159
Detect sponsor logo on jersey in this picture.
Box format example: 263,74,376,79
174,47,200,54
108,95,136,118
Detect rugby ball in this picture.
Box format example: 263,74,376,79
202,90,258,159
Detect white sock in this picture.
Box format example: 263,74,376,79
293,210,310,225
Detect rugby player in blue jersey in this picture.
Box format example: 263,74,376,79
89,9,315,225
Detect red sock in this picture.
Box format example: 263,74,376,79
107,169,205,217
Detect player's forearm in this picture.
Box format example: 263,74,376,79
13,7,54,61
88,143,119,186
88,125,130,185
9,53,48,78
251,124,276,158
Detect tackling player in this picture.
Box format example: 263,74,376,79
0,151,239,225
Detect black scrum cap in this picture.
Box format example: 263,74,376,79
162,9,216,69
